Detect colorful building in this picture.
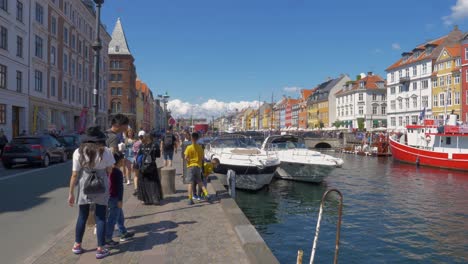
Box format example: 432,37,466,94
431,45,462,122
298,89,315,129
460,34,468,122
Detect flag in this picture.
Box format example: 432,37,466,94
419,107,426,121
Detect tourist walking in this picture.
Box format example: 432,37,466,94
106,114,129,154
105,152,135,246
161,126,177,167
0,129,8,157
123,129,137,185
67,126,115,259
137,134,163,205
131,130,145,196
184,132,211,205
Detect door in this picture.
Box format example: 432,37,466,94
12,106,20,137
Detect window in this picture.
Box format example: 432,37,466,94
78,87,82,104
16,1,23,22
372,94,377,101
35,35,43,58
398,70,402,78
439,93,445,106
446,137,451,145
358,93,363,101
390,87,395,94
51,17,57,35
111,101,122,113
399,85,403,93
413,66,417,76
372,106,378,115
405,69,409,77
71,59,75,76
71,85,75,102
78,39,82,54
63,81,67,100
405,116,410,126
0,104,5,124
360,82,364,88
422,80,429,89
16,36,23,57
34,70,43,92
422,96,428,107
439,63,444,70
84,66,88,81
398,99,402,109
466,70,468,82
447,75,452,85
78,64,82,80
405,98,409,108
50,46,56,65
0,26,7,50
358,106,363,115
398,116,403,126
433,95,438,107
51,77,56,97
456,58,461,67
63,54,68,72
413,82,418,90
381,105,386,115
64,27,68,44
455,91,460,105
439,76,445,86
16,71,22,92
447,61,452,69
390,73,394,82
447,91,452,105
0,64,6,89
71,34,75,49
455,75,460,84
422,64,427,74
391,117,396,127
35,3,44,24
465,48,468,60
115,45,120,52
412,97,417,108
0,0,7,11
411,115,418,125
433,79,437,88
434,64,438,71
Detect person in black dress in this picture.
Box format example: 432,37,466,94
137,134,163,205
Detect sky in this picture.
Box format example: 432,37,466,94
100,0,468,119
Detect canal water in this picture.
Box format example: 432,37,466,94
235,153,468,264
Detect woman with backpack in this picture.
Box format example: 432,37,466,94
67,126,115,259
123,128,137,185
136,134,163,205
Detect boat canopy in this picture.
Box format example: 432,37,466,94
263,135,307,149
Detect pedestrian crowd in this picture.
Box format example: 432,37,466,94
66,114,214,259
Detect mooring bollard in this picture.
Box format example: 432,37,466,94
160,167,176,195
227,169,236,198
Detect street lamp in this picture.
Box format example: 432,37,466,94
158,92,170,131
92,0,104,127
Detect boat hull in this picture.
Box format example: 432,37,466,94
389,137,468,171
216,163,278,190
275,162,335,183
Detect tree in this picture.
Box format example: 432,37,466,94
357,118,365,131
333,119,343,128
319,121,324,129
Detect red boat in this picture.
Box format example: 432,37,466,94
389,116,468,171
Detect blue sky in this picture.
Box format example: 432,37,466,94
101,0,468,117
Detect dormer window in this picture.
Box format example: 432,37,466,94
360,82,365,88
115,45,120,52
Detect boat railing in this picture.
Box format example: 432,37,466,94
297,189,343,264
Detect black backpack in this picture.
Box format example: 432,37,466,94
82,168,106,195
163,133,174,149
137,145,154,174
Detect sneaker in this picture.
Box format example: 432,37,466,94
120,232,135,242
127,180,131,185
105,239,119,247
193,195,199,201
72,243,83,254
205,195,213,203
187,199,194,205
133,190,138,196
96,248,110,259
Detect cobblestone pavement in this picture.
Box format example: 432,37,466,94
31,152,249,264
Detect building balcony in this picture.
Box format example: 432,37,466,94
399,76,410,83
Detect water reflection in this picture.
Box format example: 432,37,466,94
236,154,468,264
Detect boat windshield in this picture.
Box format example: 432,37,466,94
210,136,258,148
269,137,307,150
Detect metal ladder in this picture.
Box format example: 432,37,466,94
297,189,344,264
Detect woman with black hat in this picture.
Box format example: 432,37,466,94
137,134,163,205
67,126,115,259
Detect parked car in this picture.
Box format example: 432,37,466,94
57,134,81,158
2,135,67,169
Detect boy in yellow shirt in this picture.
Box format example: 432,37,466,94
184,132,211,205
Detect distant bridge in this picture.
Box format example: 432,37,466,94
304,137,342,149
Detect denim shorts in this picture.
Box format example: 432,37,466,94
164,150,174,161
186,166,202,183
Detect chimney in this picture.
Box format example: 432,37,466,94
367,72,373,76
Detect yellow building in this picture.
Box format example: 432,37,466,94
135,79,144,130
432,45,462,121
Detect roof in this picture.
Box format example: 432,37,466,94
335,74,385,96
444,44,461,58
109,18,132,55
301,89,314,101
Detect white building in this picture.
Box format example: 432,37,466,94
0,0,30,139
335,72,387,130
385,27,463,129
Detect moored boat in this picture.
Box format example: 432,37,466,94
389,115,468,170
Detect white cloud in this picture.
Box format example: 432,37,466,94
283,86,302,93
372,48,382,54
167,99,260,119
392,43,401,50
443,0,468,25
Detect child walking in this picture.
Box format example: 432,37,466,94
105,153,135,246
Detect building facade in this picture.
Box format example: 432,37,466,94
108,18,137,129
0,0,30,139
461,34,468,122
386,27,463,129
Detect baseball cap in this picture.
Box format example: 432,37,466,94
138,130,146,137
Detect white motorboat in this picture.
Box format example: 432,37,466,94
205,134,280,191
261,135,344,183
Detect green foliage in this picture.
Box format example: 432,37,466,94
333,119,343,128
357,118,365,131
356,75,361,80
319,121,324,129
